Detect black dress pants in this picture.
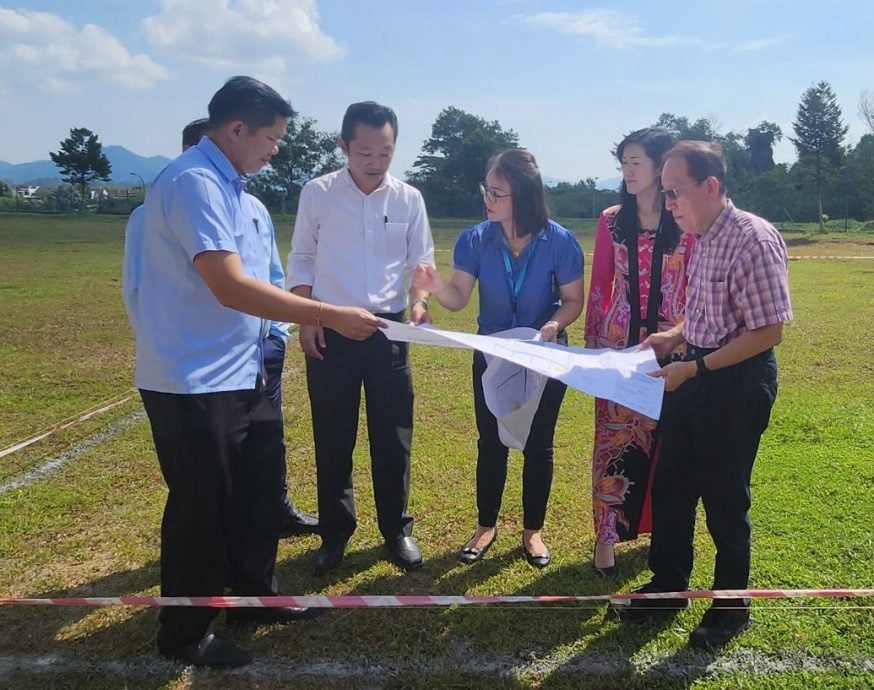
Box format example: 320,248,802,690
648,349,778,605
305,322,414,541
472,349,568,531
140,386,283,648
263,332,296,519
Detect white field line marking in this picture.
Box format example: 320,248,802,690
0,411,146,495
0,649,871,680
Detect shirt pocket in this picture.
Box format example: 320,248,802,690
704,279,729,328
384,222,409,257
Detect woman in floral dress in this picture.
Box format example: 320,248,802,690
584,128,695,576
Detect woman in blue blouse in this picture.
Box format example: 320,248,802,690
412,149,584,567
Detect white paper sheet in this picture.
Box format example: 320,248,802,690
383,321,664,420
480,328,548,450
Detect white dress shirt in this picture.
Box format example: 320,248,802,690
287,167,434,313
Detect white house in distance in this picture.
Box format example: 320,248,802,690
15,186,39,199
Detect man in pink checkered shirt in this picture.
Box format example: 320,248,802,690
612,141,792,649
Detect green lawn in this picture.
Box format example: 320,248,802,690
0,212,872,689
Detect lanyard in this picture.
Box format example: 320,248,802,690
500,236,539,327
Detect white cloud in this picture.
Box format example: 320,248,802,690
522,10,788,53
0,7,168,92
735,35,790,52
521,10,699,48
143,0,344,74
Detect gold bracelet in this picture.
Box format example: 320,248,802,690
314,302,323,327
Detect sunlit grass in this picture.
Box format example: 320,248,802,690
0,213,871,688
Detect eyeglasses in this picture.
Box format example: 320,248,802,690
662,180,701,200
479,182,512,204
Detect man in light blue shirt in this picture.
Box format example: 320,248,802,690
129,76,382,669
180,118,318,538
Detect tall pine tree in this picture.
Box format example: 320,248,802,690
790,81,848,231
50,127,112,212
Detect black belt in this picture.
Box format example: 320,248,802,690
685,344,720,360
374,309,405,323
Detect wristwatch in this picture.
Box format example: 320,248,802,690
412,298,429,311
695,356,709,376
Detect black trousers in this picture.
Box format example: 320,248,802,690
305,321,414,541
648,348,778,604
140,387,283,648
472,349,568,531
263,332,296,518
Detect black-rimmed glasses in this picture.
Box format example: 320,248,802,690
479,182,512,204
662,180,701,200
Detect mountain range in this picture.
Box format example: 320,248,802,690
0,146,173,186
0,148,621,191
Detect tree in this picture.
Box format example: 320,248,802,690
247,115,342,213
49,127,112,212
790,81,848,232
858,90,874,134
843,134,874,219
653,113,718,141
0,179,10,196
407,107,519,217
744,121,782,175
46,184,82,213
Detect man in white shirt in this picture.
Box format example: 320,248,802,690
287,101,435,574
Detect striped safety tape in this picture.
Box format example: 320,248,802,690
1,589,871,609
0,391,137,460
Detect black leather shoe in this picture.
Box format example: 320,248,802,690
610,582,688,623
158,633,252,668
689,606,751,648
278,507,319,537
227,606,325,627
522,538,551,569
458,527,498,564
385,535,423,571
314,534,349,574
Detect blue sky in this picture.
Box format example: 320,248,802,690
1,0,872,182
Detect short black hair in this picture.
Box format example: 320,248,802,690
182,118,210,149
207,76,295,131
665,140,727,194
340,101,398,143
487,149,549,238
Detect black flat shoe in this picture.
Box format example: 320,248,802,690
593,545,616,579
458,528,498,564
522,538,551,569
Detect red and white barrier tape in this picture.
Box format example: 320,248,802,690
1,589,871,609
0,391,137,460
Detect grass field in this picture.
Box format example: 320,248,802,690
0,212,872,689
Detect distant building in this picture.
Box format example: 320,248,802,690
15,185,40,199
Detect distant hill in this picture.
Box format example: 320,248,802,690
597,176,622,191
0,146,173,186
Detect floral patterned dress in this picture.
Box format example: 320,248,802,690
584,207,695,544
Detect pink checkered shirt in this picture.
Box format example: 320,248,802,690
683,203,792,348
